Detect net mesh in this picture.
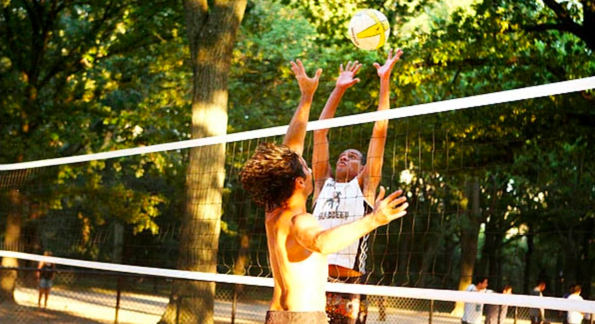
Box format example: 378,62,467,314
0,259,592,324
1,79,595,323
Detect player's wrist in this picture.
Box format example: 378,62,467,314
367,212,385,228
300,93,315,100
333,85,349,93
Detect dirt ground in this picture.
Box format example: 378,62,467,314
0,286,545,324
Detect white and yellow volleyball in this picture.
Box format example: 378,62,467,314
348,9,390,51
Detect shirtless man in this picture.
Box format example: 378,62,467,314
240,59,409,324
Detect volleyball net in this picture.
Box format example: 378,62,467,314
1,77,595,323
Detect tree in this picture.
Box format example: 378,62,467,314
524,0,595,51
157,1,247,323
0,0,186,302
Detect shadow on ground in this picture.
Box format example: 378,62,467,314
0,302,105,324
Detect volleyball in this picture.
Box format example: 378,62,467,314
348,9,390,51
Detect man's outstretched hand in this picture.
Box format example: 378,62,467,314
371,186,408,226
291,59,323,97
373,48,404,80
336,61,362,90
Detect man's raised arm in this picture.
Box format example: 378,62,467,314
362,49,404,202
312,61,362,200
283,59,322,156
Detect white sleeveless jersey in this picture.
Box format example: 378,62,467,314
313,177,372,273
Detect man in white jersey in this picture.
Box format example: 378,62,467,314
312,48,403,324
240,59,409,324
566,284,584,324
461,277,489,324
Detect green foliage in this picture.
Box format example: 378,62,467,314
0,0,189,261
229,0,318,132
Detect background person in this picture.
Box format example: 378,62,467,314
566,284,584,324
529,280,548,324
485,285,512,324
37,251,56,308
461,276,489,324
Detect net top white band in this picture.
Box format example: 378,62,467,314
2,250,594,313
1,76,594,171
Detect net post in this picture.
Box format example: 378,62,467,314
231,284,238,324
379,295,387,321
429,299,434,324
114,276,122,324
175,294,181,323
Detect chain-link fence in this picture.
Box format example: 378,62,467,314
0,267,590,324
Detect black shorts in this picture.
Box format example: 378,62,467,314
265,311,328,324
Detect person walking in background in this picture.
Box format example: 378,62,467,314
485,285,513,324
461,277,489,324
566,284,584,324
529,280,548,324
37,251,56,308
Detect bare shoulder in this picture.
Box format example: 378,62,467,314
291,212,315,222
292,212,322,231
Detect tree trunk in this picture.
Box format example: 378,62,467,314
523,227,534,294
452,178,481,316
579,217,593,298
478,177,503,288
158,1,247,323
233,198,252,295
0,189,22,304
396,215,413,286
112,222,124,264
479,213,504,289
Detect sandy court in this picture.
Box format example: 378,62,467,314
10,285,268,324
2,285,540,324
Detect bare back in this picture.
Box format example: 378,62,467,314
265,208,328,311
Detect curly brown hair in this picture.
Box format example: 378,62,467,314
240,142,306,212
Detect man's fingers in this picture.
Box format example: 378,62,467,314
392,210,408,219
290,61,298,73
375,186,387,204
385,202,408,221
353,63,362,75
383,189,403,202
390,200,408,210
314,68,323,79
386,196,407,210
